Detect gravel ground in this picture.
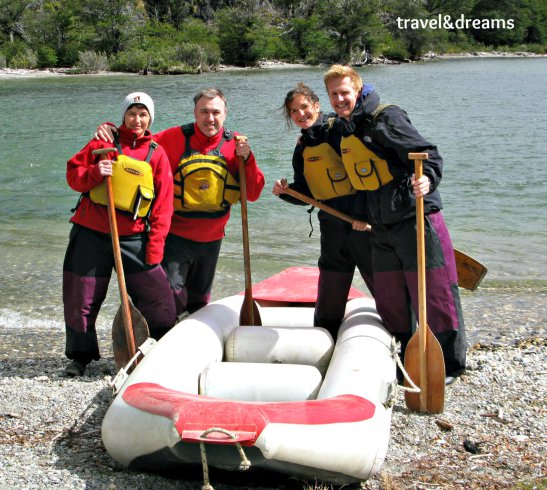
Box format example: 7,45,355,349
0,287,545,490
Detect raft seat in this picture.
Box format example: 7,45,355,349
199,362,323,401
197,325,335,402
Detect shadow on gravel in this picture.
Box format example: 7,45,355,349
0,355,114,381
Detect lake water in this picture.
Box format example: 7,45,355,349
1,58,546,331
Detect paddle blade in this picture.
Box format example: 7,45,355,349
404,326,445,414
240,295,262,326
454,248,487,291
112,301,150,370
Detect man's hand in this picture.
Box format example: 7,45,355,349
94,124,116,143
411,173,430,197
235,136,251,162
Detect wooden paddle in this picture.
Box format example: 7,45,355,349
454,248,487,291
280,179,371,230
92,148,150,370
279,179,486,291
235,136,261,326
404,153,445,413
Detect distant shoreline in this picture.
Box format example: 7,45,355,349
1,51,544,78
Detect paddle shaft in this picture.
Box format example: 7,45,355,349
236,136,258,325
410,152,430,411
279,180,370,229
93,148,137,359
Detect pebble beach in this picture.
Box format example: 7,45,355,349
0,286,545,490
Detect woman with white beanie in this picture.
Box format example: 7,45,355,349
62,92,176,377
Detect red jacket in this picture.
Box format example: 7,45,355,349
67,125,174,265
155,123,265,242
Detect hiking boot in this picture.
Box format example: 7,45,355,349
64,360,87,377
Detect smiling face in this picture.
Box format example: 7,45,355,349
326,76,360,121
289,94,320,130
123,104,150,136
194,95,227,137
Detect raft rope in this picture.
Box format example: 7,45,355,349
199,427,251,490
393,344,421,394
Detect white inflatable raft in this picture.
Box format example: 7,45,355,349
102,268,397,485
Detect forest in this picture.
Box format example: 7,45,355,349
1,0,545,74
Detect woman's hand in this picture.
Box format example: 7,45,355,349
272,179,288,196
352,220,371,232
98,160,113,177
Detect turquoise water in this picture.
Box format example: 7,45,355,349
1,58,546,328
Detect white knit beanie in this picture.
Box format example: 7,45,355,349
121,92,155,127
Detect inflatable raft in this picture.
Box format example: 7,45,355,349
102,267,397,486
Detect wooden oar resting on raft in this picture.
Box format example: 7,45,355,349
278,179,487,291
236,136,262,326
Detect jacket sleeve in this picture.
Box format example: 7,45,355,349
279,140,312,206
154,127,185,171
66,140,113,193
145,147,174,265
351,192,369,221
241,151,265,203
378,108,443,192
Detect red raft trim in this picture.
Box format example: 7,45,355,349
123,383,376,445
248,266,366,303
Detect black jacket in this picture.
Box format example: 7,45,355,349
343,90,443,226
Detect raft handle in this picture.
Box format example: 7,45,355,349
199,427,251,490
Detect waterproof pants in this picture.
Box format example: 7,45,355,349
371,212,466,376
63,225,176,364
162,233,222,316
314,211,374,339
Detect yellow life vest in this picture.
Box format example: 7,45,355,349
89,141,156,220
173,125,240,216
340,104,395,191
340,135,393,191
302,142,355,200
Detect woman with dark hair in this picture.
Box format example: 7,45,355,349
272,82,373,339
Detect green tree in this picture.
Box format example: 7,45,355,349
469,0,545,46
286,15,338,63
315,0,385,63
143,0,193,24
144,0,229,22
215,6,256,65
78,0,144,54
21,0,85,66
422,0,476,17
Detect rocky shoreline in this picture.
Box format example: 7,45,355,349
0,287,545,489
1,51,544,78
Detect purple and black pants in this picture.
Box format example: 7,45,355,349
314,212,374,338
371,211,466,376
63,225,176,364
161,233,222,316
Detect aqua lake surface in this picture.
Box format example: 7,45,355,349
1,58,546,331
